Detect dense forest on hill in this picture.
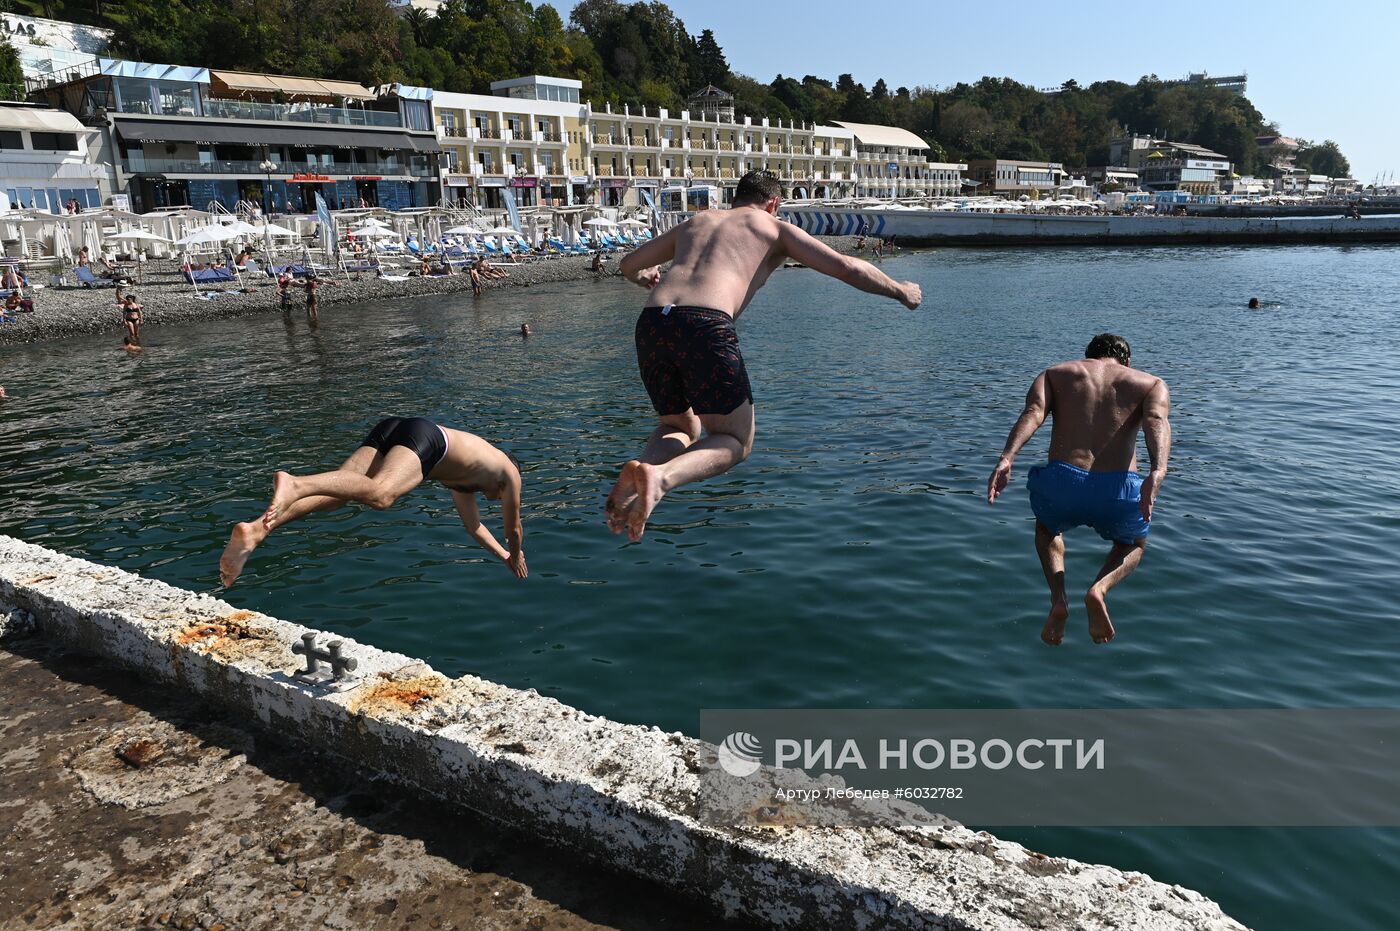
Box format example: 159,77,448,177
2,0,1351,175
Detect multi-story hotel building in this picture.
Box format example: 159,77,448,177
28,58,442,213
431,76,965,209
964,159,1066,198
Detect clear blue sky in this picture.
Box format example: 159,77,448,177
556,0,1399,181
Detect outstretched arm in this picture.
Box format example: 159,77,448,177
988,372,1052,503
1139,379,1171,521
500,472,527,579
450,490,514,570
618,224,679,289
777,222,921,309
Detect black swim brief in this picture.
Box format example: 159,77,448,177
635,305,753,416
360,417,449,477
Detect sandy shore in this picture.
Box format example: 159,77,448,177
0,236,863,346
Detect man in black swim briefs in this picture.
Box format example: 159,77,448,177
606,169,923,542
219,417,526,586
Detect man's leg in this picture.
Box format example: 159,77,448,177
617,402,754,542
1035,521,1070,646
605,411,700,533
220,447,380,586
264,445,423,527
1084,540,1147,644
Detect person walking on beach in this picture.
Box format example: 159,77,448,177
605,169,922,542
116,286,143,345
986,333,1171,645
219,417,527,587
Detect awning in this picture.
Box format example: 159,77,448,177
114,118,440,153
0,106,88,134
828,120,929,151
210,70,375,101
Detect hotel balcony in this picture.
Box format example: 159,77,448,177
125,157,436,178
199,99,402,128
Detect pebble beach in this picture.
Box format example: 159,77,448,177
0,237,862,345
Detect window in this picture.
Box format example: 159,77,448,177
30,132,80,152
0,131,22,150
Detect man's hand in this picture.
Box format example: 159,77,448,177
506,550,528,579
1140,470,1165,522
899,281,922,310
987,457,1013,504
629,265,661,289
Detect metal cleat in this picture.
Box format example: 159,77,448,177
291,633,359,689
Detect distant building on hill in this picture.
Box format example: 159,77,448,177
1,12,112,90
1161,72,1248,96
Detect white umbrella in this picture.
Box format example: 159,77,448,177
583,217,616,227
444,225,482,235
256,222,300,237
349,226,400,239
176,225,241,246
616,218,649,227
488,226,520,235
221,220,262,236
108,229,171,243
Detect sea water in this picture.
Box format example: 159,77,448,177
3,244,1398,929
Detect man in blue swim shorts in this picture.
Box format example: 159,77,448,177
987,334,1172,645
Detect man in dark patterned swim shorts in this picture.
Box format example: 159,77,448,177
606,170,923,542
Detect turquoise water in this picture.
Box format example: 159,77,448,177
2,245,1398,929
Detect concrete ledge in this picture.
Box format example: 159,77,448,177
0,536,1247,931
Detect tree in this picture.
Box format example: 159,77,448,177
693,28,727,87
0,35,23,101
1295,140,1351,178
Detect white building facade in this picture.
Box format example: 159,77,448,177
0,101,108,213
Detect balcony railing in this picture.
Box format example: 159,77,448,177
125,157,435,178
202,99,402,127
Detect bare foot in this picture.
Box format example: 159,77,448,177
219,521,266,587
263,471,296,528
605,465,639,534
623,461,665,543
1041,600,1069,646
1085,589,1116,644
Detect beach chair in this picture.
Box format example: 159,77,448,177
75,266,117,288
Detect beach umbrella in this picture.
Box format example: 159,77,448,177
444,225,481,235
256,222,299,238
108,229,171,244
616,218,649,227
350,226,400,239
488,225,520,235
583,217,615,227
176,225,242,251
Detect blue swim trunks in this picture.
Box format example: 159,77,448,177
1027,461,1150,545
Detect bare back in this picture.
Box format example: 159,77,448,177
431,427,513,492
645,208,786,318
1044,359,1163,472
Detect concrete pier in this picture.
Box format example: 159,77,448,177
0,536,1248,931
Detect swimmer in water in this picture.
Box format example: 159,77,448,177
219,418,526,586
520,323,531,337
987,333,1171,645
1248,297,1260,309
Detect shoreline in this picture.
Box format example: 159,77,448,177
0,236,863,346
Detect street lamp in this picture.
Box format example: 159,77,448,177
259,157,278,215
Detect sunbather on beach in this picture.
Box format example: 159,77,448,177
605,169,922,542
986,333,1171,645
219,417,527,586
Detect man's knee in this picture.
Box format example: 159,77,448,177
366,485,400,510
